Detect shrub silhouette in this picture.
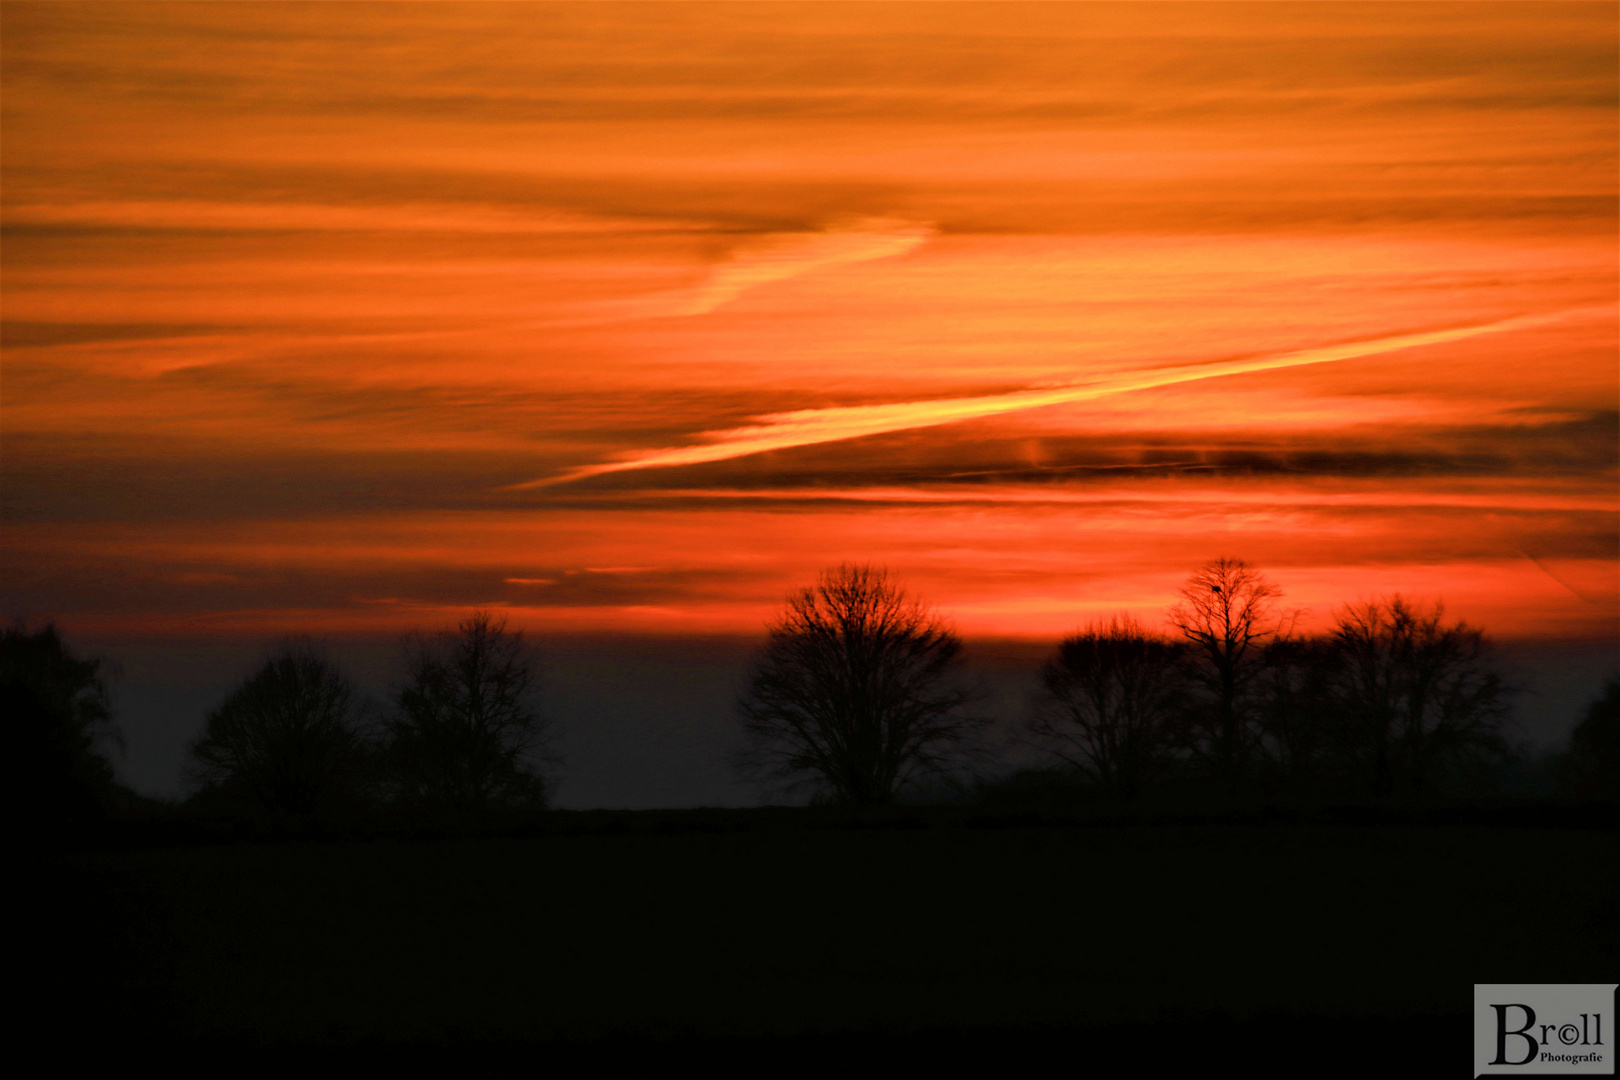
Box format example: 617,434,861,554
1,622,119,829
385,611,553,811
1028,615,1186,800
736,564,983,806
188,641,369,815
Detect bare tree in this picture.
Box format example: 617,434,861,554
1167,558,1286,781
1028,615,1186,800
387,611,554,811
188,641,368,815
1326,596,1511,796
736,564,982,806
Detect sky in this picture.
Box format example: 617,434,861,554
4,2,1617,652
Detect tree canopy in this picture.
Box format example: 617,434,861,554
736,564,982,806
1326,597,1511,796
387,611,553,811
1565,677,1619,800
1029,615,1185,800
188,641,369,815
1,622,120,827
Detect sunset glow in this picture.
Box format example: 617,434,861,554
4,2,1616,642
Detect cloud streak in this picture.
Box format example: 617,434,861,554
675,217,934,315
521,307,1600,487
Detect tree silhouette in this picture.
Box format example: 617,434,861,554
1,622,120,828
1254,633,1336,787
1565,677,1619,800
736,564,982,806
1325,597,1511,796
386,611,553,811
1028,615,1185,800
1167,558,1286,782
188,641,369,815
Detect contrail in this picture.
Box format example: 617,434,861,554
1515,548,1606,607
512,306,1598,489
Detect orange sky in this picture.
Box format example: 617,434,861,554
3,2,1616,642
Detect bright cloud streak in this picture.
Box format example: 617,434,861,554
524,307,1600,486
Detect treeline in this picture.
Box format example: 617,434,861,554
4,612,554,830
733,560,1618,809
4,557,1617,835
185,612,552,817
1015,558,1546,804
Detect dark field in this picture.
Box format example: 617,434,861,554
41,815,1620,1071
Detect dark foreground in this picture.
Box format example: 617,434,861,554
33,809,1620,1074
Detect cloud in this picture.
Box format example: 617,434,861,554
518,307,1604,487
675,217,933,315
2,198,687,236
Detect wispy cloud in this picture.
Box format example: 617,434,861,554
675,217,933,315
519,307,1601,487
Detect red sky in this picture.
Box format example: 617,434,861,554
3,2,1616,641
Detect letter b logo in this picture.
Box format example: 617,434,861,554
1491,1004,1538,1066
